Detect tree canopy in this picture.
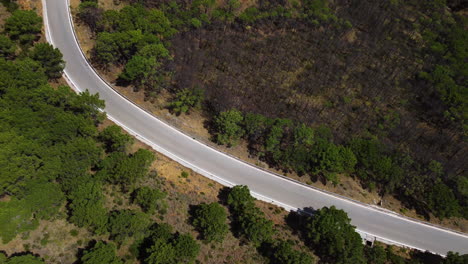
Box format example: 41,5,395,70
81,241,123,264
192,202,229,242
4,10,42,44
30,43,65,79
305,206,365,264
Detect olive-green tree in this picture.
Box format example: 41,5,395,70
133,186,167,214
81,241,123,264
192,202,229,242
4,10,42,44
305,206,365,264
99,125,133,153
0,35,16,58
213,109,244,146
30,43,65,79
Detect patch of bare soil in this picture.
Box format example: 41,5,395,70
69,2,467,234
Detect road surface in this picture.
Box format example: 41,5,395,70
42,0,468,256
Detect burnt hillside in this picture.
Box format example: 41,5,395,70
168,0,466,176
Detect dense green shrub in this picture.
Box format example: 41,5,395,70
108,210,151,243
133,186,167,214
30,43,65,78
169,88,204,115
305,206,365,264
4,10,42,44
81,241,123,264
192,202,229,242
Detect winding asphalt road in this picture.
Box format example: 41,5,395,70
42,0,468,256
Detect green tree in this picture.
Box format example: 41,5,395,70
0,198,38,243
271,240,314,264
192,202,229,242
30,43,65,79
108,149,155,189
133,186,167,214
237,209,274,247
68,177,108,234
443,252,468,264
173,233,200,262
108,210,151,243
213,109,244,146
4,10,42,44
169,88,204,115
136,43,170,59
81,241,123,264
305,206,365,264
23,181,65,220
427,183,460,218
94,32,120,64
227,185,256,213
6,254,45,264
144,224,199,264
365,244,387,264
145,239,177,264
0,35,16,58
243,112,269,141
119,55,160,89
99,125,133,152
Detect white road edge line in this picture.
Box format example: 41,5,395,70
41,0,467,256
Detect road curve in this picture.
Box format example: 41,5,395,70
42,0,468,255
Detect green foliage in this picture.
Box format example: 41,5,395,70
426,183,460,218
133,187,167,214
192,202,229,242
365,245,387,264
98,149,155,190
420,17,467,128
169,88,204,115
237,209,274,247
173,233,201,262
309,138,357,182
271,240,314,264
99,125,133,153
91,4,177,94
0,35,115,242
4,254,45,264
305,206,365,264
217,110,357,184
443,252,468,264
350,138,402,193
108,210,151,243
29,43,65,79
227,185,255,213
81,241,123,264
136,43,170,59
119,55,160,88
4,10,42,44
22,181,65,220
302,0,337,24
0,198,38,243
213,109,244,146
94,32,120,64
0,34,16,58
227,185,274,247
68,176,108,234
144,224,200,264
190,17,202,28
